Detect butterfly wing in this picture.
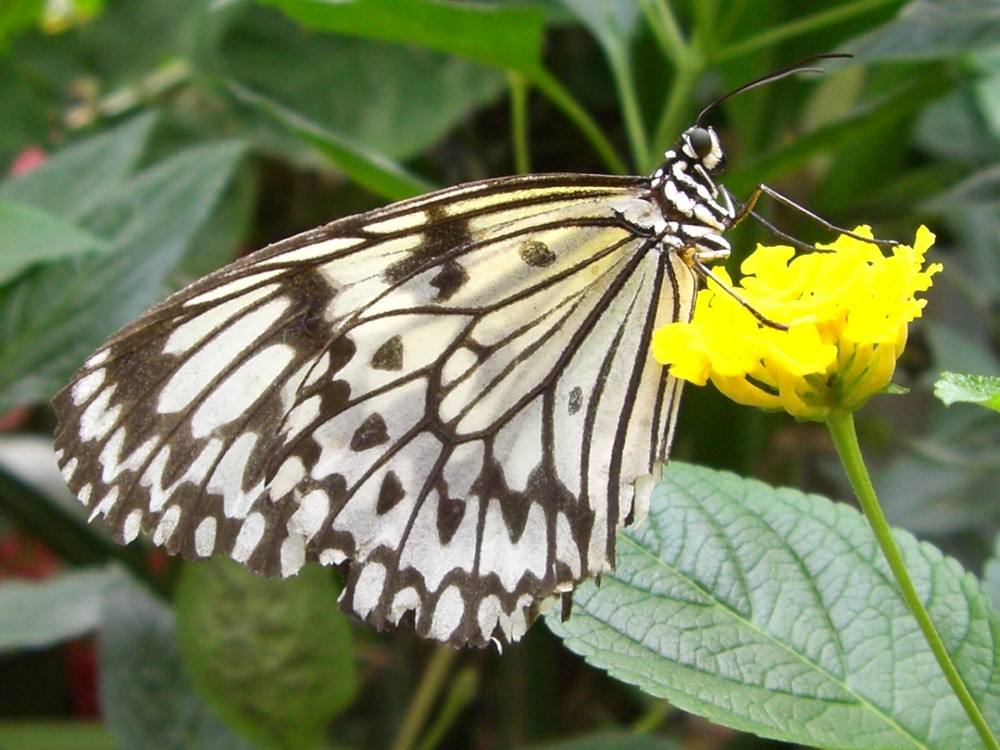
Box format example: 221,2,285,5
53,173,697,647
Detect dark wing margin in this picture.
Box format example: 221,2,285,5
52,172,696,647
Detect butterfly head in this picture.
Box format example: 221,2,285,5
680,125,725,175
649,124,735,240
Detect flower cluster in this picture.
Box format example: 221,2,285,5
653,226,940,420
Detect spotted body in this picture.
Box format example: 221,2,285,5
53,126,736,647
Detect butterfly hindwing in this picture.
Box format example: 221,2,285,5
54,171,699,646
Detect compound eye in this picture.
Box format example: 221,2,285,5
688,127,714,160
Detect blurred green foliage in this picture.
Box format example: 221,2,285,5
1,1,1000,749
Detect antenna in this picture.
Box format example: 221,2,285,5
696,53,852,127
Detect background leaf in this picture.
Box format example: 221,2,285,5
0,140,246,412
0,567,114,651
175,559,356,750
0,200,110,285
935,372,1000,411
98,572,261,750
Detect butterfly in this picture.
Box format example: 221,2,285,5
52,57,848,648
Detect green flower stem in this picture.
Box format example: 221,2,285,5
826,410,1000,750
391,647,459,750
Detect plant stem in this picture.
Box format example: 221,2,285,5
607,49,649,168
639,0,686,66
390,647,459,750
508,72,531,175
649,60,701,169
826,410,1000,750
533,71,627,174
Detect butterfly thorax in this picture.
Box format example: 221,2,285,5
649,125,735,263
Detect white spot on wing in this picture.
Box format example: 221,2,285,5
61,457,79,483
430,585,464,641
87,349,110,367
72,369,106,405
89,487,118,521
320,548,346,565
232,512,265,562
280,534,305,577
390,587,421,624
287,489,329,540
99,429,156,486
79,385,120,441
195,517,217,556
477,596,502,642
122,508,143,544
153,505,182,545
352,562,387,619
268,457,306,500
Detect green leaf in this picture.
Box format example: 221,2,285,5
0,140,246,412
0,114,156,220
255,0,547,77
207,4,506,165
547,462,1000,750
175,559,356,750
0,567,115,651
228,83,435,200
99,572,260,750
0,199,110,285
848,0,1000,61
935,372,1000,412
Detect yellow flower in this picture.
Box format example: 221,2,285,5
653,226,940,420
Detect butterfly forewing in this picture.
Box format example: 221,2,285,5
53,170,702,647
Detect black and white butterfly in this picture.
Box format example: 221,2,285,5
52,58,849,648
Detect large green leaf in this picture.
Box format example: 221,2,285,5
255,0,547,76
0,140,245,412
175,559,356,750
547,462,1000,750
208,3,507,166
98,572,260,750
